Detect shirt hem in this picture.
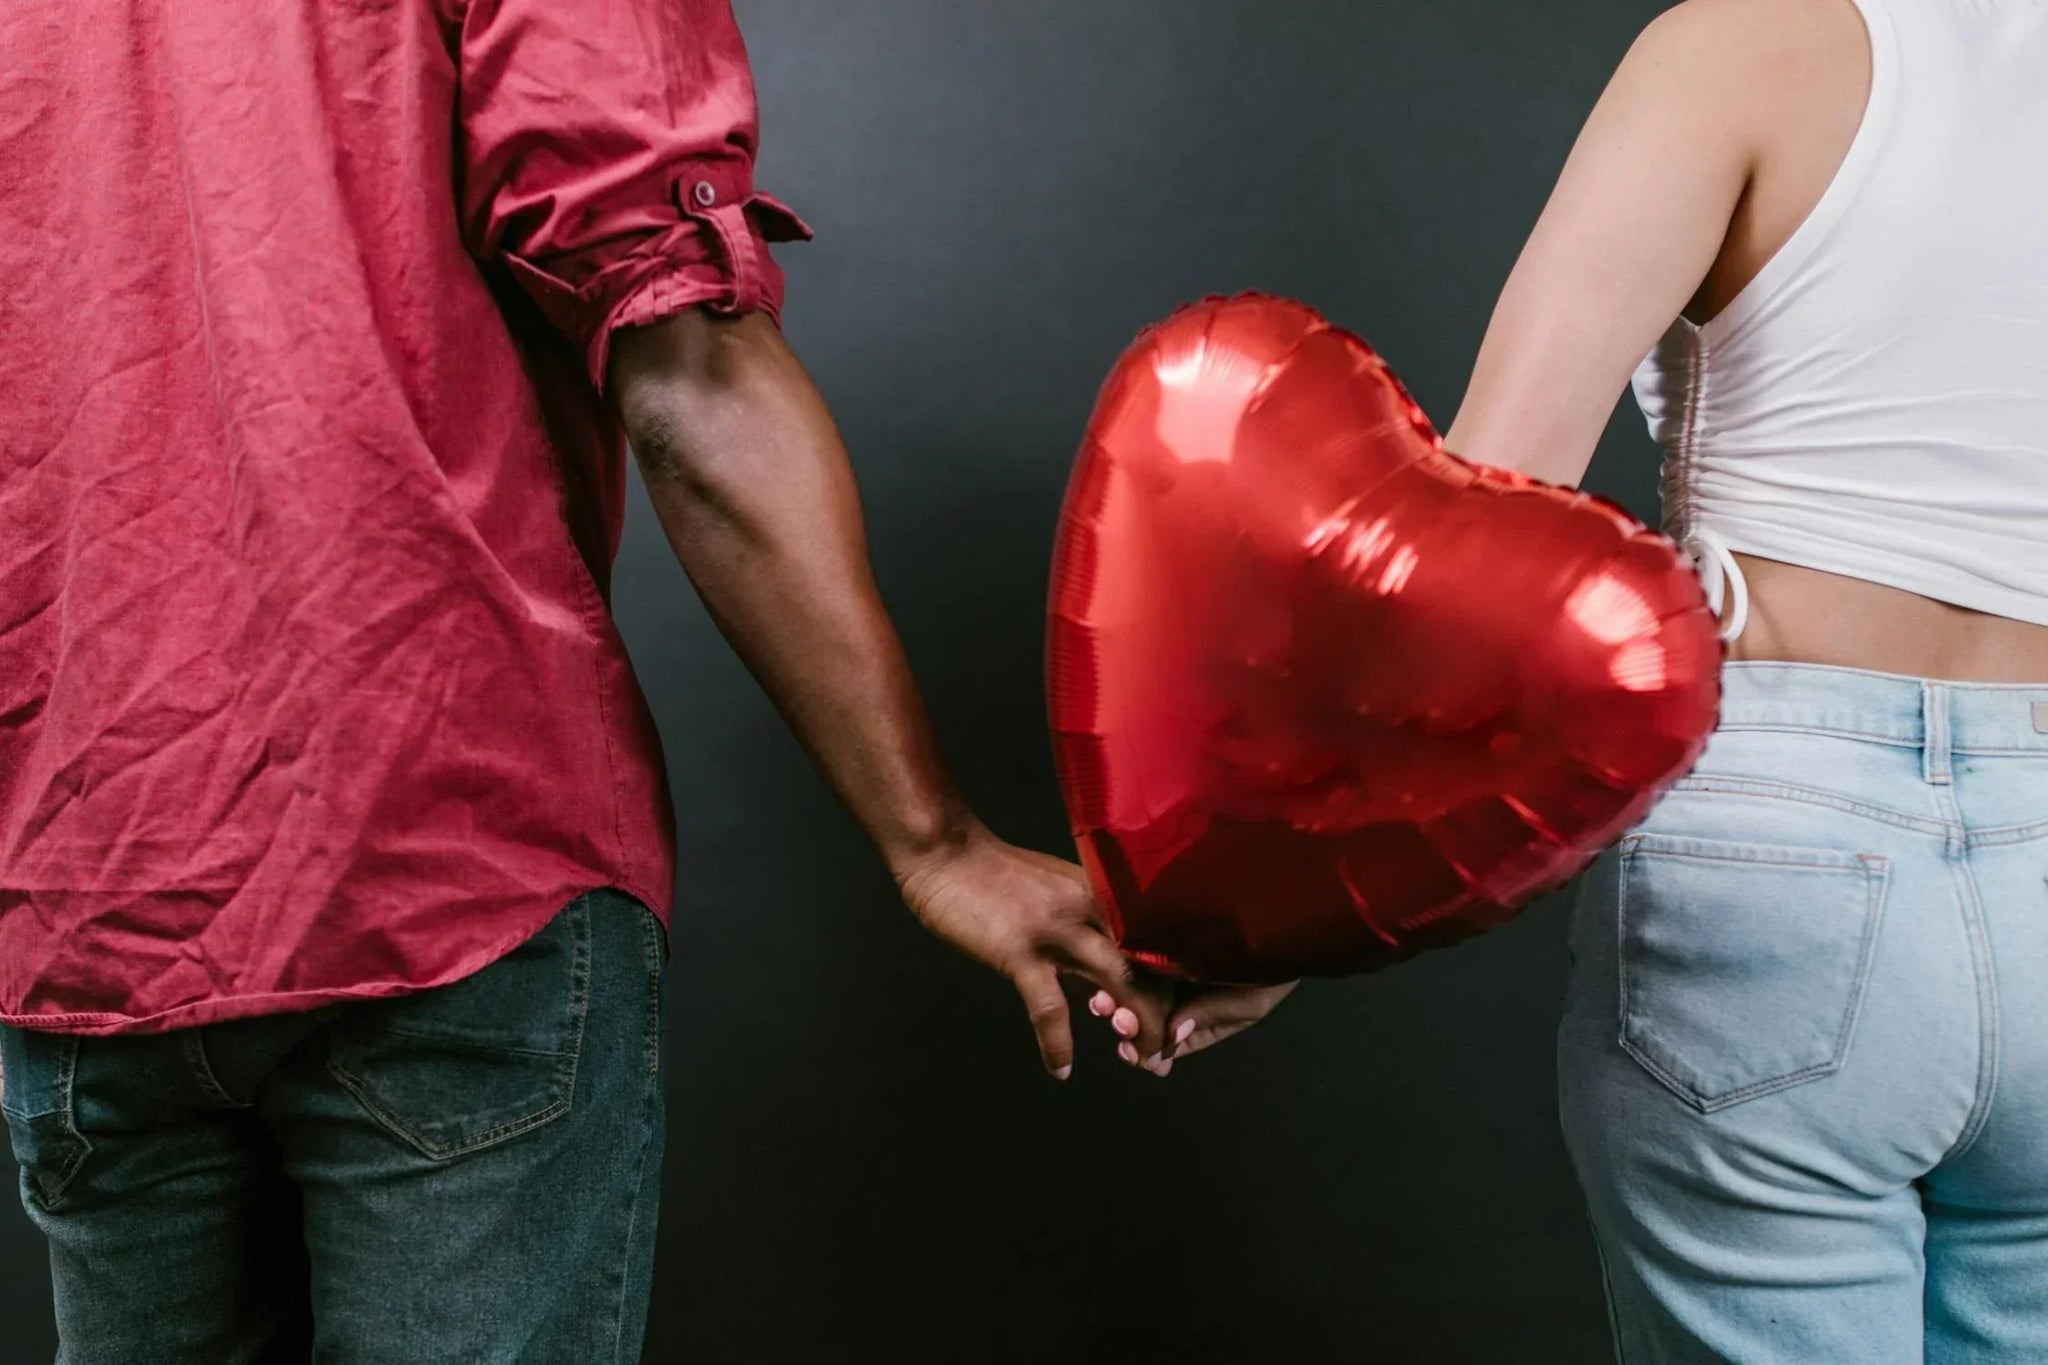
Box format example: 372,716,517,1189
0,875,670,1038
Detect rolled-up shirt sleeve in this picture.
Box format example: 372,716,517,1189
456,0,812,391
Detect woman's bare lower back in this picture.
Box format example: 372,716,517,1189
1729,555,2048,682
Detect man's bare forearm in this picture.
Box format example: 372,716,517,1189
607,307,1173,1075
609,310,972,881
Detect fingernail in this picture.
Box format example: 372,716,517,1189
1089,992,1114,1018
1173,1019,1195,1046
1118,1042,1140,1066
1112,1008,1139,1039
1150,1057,1172,1078
1054,1065,1073,1081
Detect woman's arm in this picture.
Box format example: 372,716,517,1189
1444,0,1775,484
1159,0,1868,1063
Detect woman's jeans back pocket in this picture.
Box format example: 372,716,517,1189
1618,834,1889,1112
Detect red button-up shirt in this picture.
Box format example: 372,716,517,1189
0,0,808,1033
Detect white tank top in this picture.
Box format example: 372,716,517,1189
1632,0,2048,641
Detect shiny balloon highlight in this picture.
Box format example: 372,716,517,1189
1047,295,1721,983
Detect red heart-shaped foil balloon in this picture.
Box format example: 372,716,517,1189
1047,295,1721,983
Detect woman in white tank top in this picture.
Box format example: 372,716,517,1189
1139,1,2048,1357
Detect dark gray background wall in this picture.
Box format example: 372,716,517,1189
2,2,1669,1360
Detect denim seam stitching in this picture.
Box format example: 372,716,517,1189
1620,838,1877,871
562,891,594,1112
325,1064,574,1162
606,1113,657,1363
1967,820,2048,850
1589,1231,1630,1365
362,1029,576,1061
1937,835,2002,1166
1668,776,1951,836
1714,722,1918,747
35,1036,92,1208
180,1030,239,1107
1713,733,2048,759
607,977,664,1362
1615,852,1889,1113
638,902,665,1077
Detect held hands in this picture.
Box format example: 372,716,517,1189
889,819,1294,1080
894,823,1174,1079
1089,981,1299,1076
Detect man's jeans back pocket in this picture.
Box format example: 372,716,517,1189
326,895,592,1160
0,1027,91,1210
1618,834,1889,1112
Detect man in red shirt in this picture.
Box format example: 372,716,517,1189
0,1,1169,1357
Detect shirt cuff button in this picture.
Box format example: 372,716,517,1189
692,181,718,208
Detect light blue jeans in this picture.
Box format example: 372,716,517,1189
1561,663,2048,1363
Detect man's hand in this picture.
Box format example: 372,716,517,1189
897,827,1171,1078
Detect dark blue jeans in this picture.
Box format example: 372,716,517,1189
0,889,667,1364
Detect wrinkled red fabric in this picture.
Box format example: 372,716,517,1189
1048,296,1721,983
0,0,808,1033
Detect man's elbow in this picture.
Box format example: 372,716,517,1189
612,308,786,496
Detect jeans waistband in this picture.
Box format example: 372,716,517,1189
1719,664,2048,780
